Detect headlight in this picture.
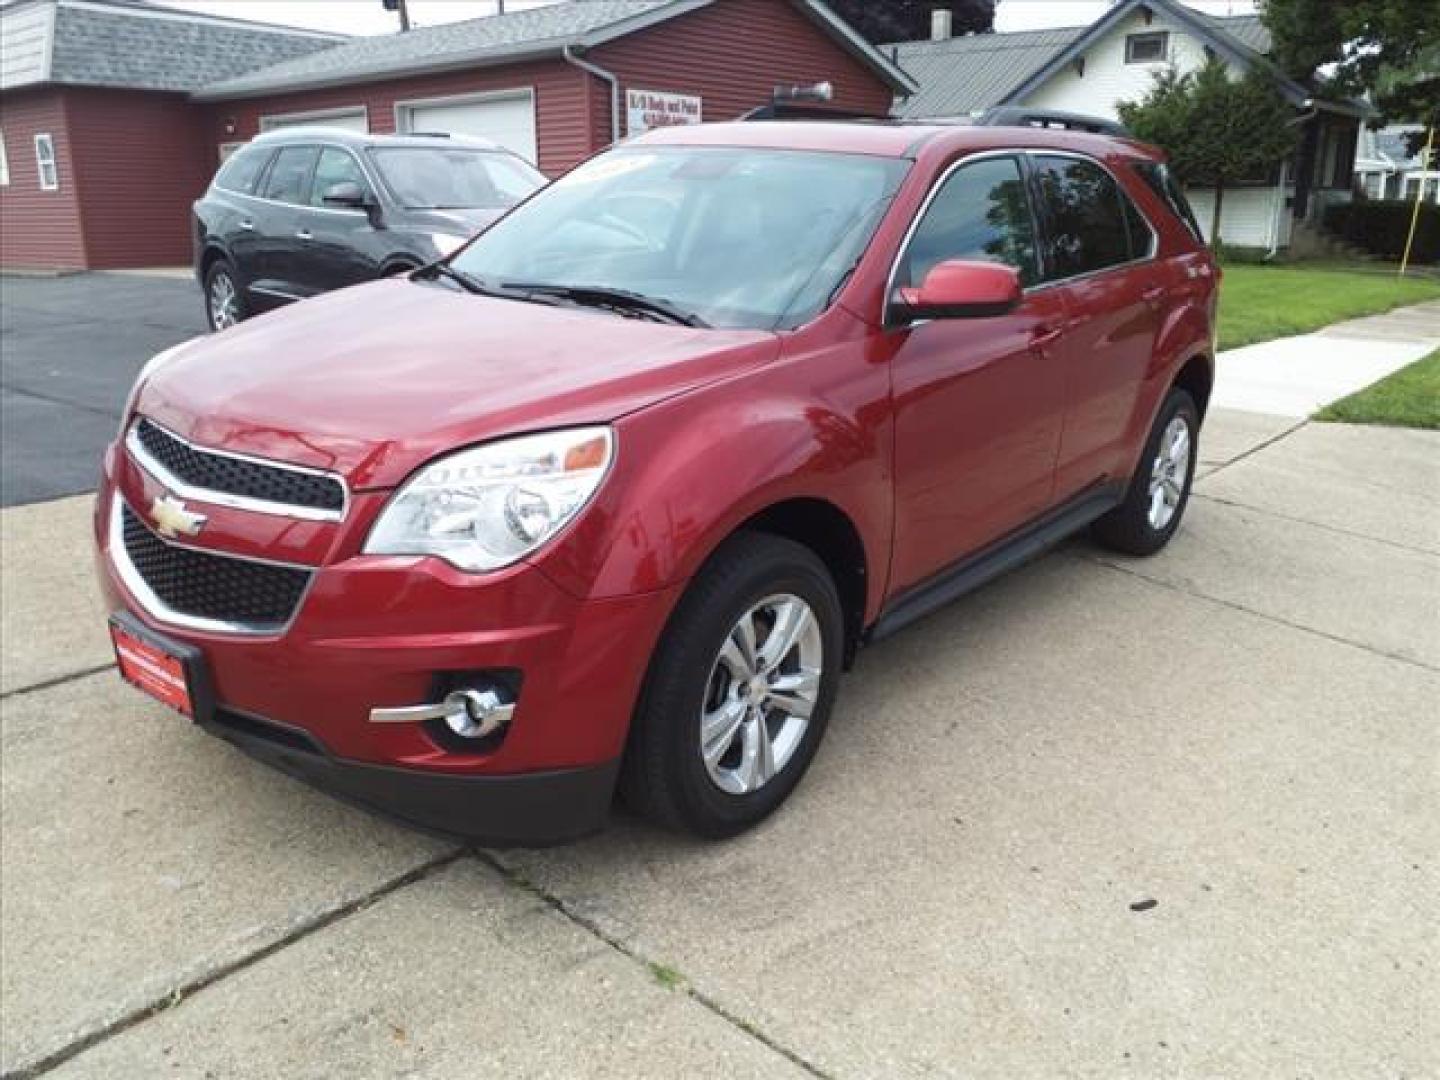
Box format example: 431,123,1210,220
364,427,614,571
428,232,467,257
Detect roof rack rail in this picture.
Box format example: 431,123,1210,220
975,107,1131,137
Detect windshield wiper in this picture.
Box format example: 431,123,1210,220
500,283,709,328
414,263,565,308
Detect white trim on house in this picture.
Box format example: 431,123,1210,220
393,88,538,163
259,105,369,133
33,132,58,191
0,130,10,186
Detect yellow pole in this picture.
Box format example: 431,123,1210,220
1398,122,1436,278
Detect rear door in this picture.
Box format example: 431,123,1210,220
1028,153,1164,502
888,153,1070,592
250,144,319,305
291,146,383,295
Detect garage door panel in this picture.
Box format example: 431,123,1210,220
261,110,369,134
400,94,537,164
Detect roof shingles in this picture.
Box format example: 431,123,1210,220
195,0,668,100
46,1,341,93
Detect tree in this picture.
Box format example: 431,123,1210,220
823,0,994,45
1119,58,1298,246
1262,0,1439,149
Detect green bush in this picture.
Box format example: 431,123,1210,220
1323,199,1440,263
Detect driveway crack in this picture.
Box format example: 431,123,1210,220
477,849,836,1080
4,850,464,1080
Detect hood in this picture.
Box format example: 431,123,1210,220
404,206,505,235
139,279,777,490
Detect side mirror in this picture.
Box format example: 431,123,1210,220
321,181,371,209
892,259,1022,322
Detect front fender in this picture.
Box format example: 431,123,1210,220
528,321,894,620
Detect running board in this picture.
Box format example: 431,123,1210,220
866,484,1124,643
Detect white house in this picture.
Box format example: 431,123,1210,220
1355,125,1439,204
890,0,1370,250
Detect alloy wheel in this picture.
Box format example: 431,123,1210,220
1147,415,1191,530
209,271,239,330
699,593,823,795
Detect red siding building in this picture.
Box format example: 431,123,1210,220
1,0,913,271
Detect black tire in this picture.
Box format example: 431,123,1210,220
203,258,246,332
1091,387,1199,556
621,532,845,839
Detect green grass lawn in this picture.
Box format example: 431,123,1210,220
1315,349,1440,430
1218,264,1440,351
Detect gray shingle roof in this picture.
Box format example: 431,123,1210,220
195,0,668,101
1199,13,1271,54
5,0,343,93
889,27,1084,119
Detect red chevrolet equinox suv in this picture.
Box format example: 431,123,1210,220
98,121,1217,844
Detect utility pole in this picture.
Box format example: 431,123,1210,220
382,0,411,32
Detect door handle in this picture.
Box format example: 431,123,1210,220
1142,285,1166,303
296,229,313,241
238,219,254,231
1030,323,1064,348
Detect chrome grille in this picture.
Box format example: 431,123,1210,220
118,503,311,633
131,419,346,518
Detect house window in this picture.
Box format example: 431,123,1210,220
34,133,58,191
0,131,9,186
1125,31,1169,63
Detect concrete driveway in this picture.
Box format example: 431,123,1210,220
3,404,1436,1078
0,273,205,508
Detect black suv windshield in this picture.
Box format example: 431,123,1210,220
449,147,910,330
368,147,545,210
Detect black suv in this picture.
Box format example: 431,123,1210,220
193,128,546,331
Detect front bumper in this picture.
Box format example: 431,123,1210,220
204,706,619,845
96,448,679,844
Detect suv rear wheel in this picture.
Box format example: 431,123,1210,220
204,258,246,332
622,532,844,838
1092,387,1199,555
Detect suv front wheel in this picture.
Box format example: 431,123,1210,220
622,532,844,838
204,258,247,332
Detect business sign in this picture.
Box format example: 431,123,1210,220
627,89,702,136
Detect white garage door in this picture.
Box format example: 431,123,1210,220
399,92,537,164
260,108,369,134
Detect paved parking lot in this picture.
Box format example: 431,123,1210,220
0,273,204,508
3,399,1436,1077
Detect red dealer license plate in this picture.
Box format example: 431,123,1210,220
110,617,198,717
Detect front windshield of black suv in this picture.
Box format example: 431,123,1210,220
368,147,545,210
448,147,910,330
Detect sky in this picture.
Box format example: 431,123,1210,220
154,0,1262,37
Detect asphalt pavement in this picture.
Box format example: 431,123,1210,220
0,273,205,508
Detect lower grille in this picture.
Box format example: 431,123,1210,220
119,503,311,631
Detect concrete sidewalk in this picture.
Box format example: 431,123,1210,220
2,406,1436,1079
1212,299,1440,417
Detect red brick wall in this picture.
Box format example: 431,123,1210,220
65,89,212,268
592,0,897,139
197,59,592,176
0,88,87,269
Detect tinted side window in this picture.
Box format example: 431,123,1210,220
1132,161,1205,244
310,147,370,207
1032,155,1131,278
1122,198,1154,261
213,145,271,194
261,146,319,204
900,156,1040,288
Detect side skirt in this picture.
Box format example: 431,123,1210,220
866,483,1124,643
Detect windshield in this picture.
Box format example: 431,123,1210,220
368,147,545,210
449,147,910,330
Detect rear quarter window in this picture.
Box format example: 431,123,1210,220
1132,161,1205,245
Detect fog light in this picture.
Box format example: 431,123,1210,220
442,688,512,739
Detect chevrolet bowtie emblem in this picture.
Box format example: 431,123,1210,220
150,494,207,539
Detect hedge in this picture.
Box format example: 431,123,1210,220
1323,199,1440,263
